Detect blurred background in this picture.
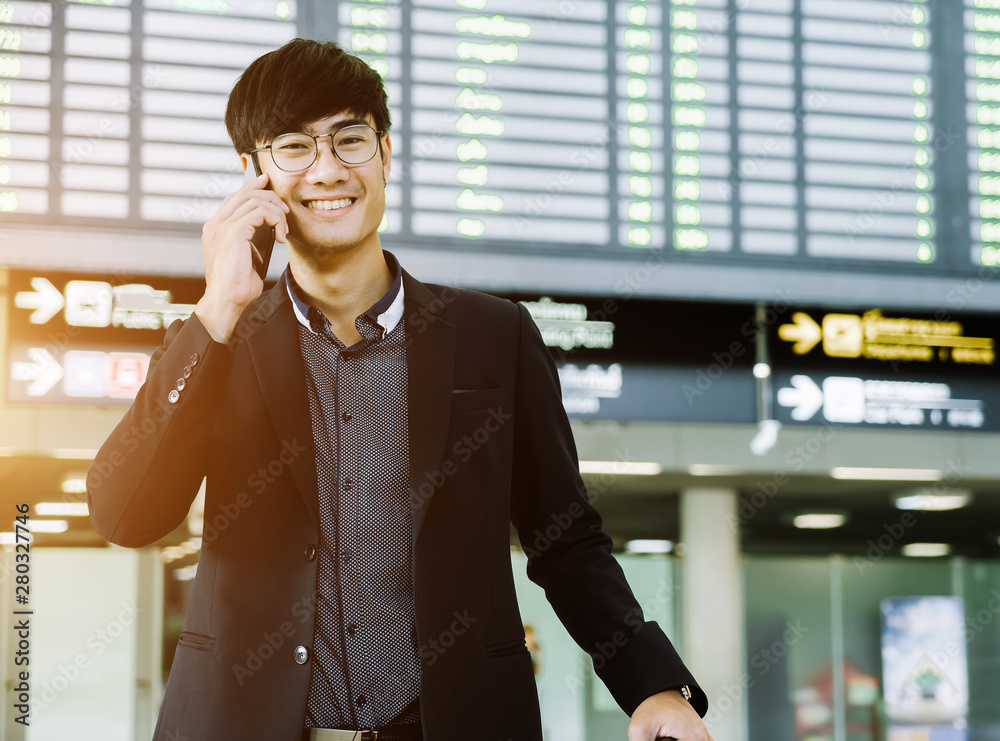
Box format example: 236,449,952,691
1,0,1000,739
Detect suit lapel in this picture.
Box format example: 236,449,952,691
402,270,456,544
243,269,456,541
246,283,320,532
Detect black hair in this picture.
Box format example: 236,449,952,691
225,38,391,155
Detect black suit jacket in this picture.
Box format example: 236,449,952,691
87,268,707,740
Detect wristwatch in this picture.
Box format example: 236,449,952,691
671,684,693,703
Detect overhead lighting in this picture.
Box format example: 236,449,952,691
753,363,771,379
793,513,847,529
688,464,743,476
831,467,943,481
61,475,88,495
579,461,662,476
36,502,89,516
625,539,674,554
28,519,69,533
49,449,98,460
0,449,97,460
173,564,198,581
902,543,951,558
894,488,972,511
161,538,203,563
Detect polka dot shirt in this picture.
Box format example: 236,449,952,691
284,253,422,730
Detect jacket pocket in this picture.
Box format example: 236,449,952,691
177,631,217,651
451,386,511,414
483,637,527,659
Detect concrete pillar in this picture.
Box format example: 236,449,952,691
134,548,164,740
680,487,745,741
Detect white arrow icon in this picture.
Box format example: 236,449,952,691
11,348,64,396
14,278,65,325
777,374,824,421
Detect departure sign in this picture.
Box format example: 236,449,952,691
771,305,1000,431
3,0,1000,277
512,292,756,424
799,0,935,263
2,0,298,225
6,269,204,405
969,0,1000,268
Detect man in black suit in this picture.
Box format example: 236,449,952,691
88,39,713,741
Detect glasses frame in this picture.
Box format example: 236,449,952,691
249,124,386,173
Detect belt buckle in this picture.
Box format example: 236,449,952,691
361,733,377,741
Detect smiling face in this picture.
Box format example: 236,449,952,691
250,111,391,268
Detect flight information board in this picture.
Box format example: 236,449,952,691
1,0,999,276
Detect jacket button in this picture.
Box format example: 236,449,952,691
175,377,186,391
189,353,199,366
167,389,180,404
304,544,316,561
182,365,193,379
294,645,308,664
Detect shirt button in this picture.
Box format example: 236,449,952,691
356,695,366,707
167,389,180,404
175,377,186,391
304,544,316,561
182,365,193,379
293,645,309,664
343,479,353,492
341,411,352,422
340,549,352,564
189,353,199,367
347,623,358,636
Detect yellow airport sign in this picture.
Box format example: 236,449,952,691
778,310,994,365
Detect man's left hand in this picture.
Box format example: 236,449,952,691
627,690,714,741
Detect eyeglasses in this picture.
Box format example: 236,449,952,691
250,124,385,172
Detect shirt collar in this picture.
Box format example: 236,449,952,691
282,249,405,338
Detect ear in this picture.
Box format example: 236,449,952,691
240,154,250,174
380,132,392,182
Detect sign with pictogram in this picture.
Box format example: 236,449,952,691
771,306,1000,431
6,270,206,406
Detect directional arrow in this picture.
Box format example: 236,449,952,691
778,312,822,355
777,374,824,421
11,348,64,396
14,278,65,325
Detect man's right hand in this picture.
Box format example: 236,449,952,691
195,171,289,343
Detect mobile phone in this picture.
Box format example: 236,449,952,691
242,155,276,281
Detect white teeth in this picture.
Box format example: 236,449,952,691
306,198,353,210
